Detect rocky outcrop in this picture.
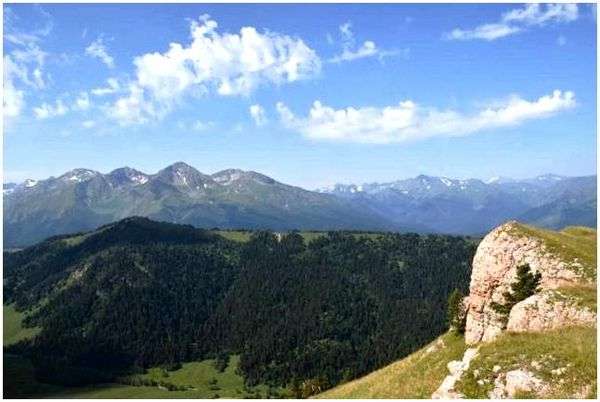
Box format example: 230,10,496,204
488,369,548,398
507,290,596,333
464,221,587,344
432,348,479,399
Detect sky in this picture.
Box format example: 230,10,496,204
3,3,597,189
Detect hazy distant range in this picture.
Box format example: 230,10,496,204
3,162,596,247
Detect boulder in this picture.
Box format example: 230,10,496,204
507,291,596,333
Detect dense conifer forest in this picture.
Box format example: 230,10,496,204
4,217,476,393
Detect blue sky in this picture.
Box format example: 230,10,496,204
3,3,597,189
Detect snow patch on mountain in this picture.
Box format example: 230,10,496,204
440,178,453,187
24,179,38,188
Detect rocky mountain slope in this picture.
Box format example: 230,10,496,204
318,222,597,399
319,175,596,234
3,162,398,247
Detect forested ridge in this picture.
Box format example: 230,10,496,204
4,217,476,394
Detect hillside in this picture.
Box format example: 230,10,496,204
315,332,468,398
317,223,597,399
3,217,476,397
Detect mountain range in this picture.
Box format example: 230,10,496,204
3,162,596,247
318,173,596,235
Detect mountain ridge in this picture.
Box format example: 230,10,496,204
3,163,596,247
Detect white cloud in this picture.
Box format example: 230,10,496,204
502,3,578,25
194,120,215,131
91,77,120,96
277,90,575,144
74,92,91,110
33,99,69,119
249,104,268,126
82,120,96,128
85,37,115,68
445,24,522,41
329,21,400,63
3,77,25,118
110,15,320,125
3,6,53,119
445,4,578,41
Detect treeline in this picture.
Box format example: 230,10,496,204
4,218,475,394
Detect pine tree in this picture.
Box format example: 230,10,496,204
490,264,542,327
447,289,466,333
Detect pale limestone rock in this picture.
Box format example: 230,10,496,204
488,369,548,398
464,221,587,345
507,291,596,333
431,348,479,399
505,369,547,397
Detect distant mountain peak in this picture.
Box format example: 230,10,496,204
108,167,149,185
157,162,213,189
165,161,197,172
211,169,277,186
60,168,100,183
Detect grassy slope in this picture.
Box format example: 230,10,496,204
316,332,467,399
3,305,40,346
4,354,282,399
456,326,597,398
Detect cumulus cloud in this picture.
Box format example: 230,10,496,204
277,90,576,144
249,104,268,126
445,3,578,41
85,36,115,68
33,99,69,119
3,77,25,118
31,92,92,119
74,92,91,110
329,21,402,63
110,15,320,125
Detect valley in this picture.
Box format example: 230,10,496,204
3,217,476,398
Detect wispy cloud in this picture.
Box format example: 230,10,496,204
85,36,115,68
277,90,576,144
91,77,120,96
249,104,268,126
3,6,53,119
82,120,96,129
329,21,404,63
445,3,578,41
110,15,321,125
